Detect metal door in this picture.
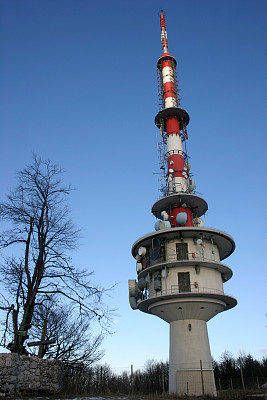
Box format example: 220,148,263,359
176,242,188,260
178,272,191,292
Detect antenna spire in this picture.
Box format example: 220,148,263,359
160,10,168,53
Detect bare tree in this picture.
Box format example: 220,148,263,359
28,298,104,365
0,155,109,355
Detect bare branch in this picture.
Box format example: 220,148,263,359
0,155,112,355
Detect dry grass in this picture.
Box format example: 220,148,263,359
2,391,267,400
125,390,267,399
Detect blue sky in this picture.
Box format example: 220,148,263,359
0,0,266,371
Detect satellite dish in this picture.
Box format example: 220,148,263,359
138,246,146,257
193,218,204,227
163,221,171,229
176,212,187,225
136,262,142,273
197,218,204,227
155,220,171,231
154,221,161,231
196,238,203,245
128,280,138,297
150,238,160,261
161,210,169,221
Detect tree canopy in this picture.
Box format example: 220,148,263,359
0,155,109,357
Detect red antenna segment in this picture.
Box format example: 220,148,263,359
160,10,168,52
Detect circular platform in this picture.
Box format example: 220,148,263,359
152,193,208,219
155,107,190,131
132,226,235,261
137,259,233,282
157,54,177,69
139,293,238,322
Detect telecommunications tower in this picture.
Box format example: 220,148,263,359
128,11,237,397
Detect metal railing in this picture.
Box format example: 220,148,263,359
143,284,225,300
166,253,218,263
170,284,224,295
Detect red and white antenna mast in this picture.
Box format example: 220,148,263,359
129,11,236,397
160,10,168,53
156,10,194,227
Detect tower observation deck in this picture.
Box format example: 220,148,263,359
128,11,237,397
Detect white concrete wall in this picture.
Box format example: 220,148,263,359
165,238,220,263
169,319,216,396
142,237,225,306
166,265,223,294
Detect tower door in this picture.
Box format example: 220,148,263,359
176,242,188,260
178,272,191,292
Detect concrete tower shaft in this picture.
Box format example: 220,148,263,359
128,11,237,397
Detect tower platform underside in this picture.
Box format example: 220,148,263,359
136,292,237,322
155,107,190,130
152,193,208,219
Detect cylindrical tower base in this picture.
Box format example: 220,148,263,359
169,319,216,397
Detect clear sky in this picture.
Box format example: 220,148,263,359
0,0,266,372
